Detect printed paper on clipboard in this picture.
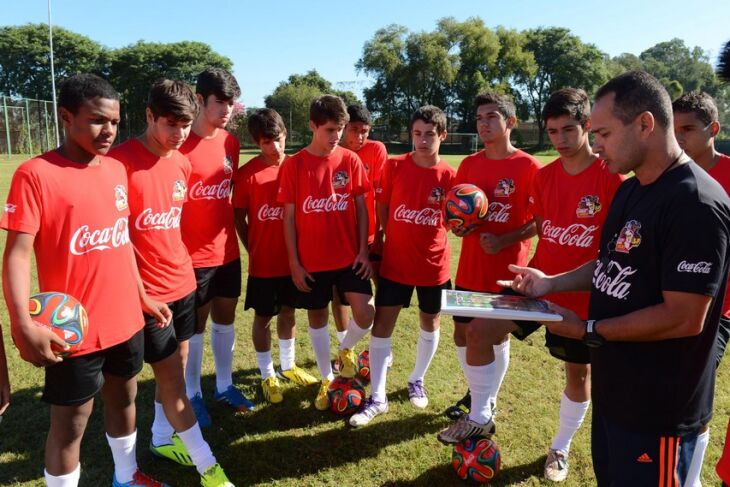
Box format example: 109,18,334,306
441,290,563,322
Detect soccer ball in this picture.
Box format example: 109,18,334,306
327,376,365,415
443,183,489,231
452,437,501,483
357,350,370,383
26,292,88,357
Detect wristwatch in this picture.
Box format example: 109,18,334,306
582,319,605,348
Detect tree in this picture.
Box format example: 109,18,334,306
108,40,233,138
264,69,359,142
0,24,106,99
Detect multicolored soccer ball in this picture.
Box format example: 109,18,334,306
327,376,365,415
452,437,501,483
443,183,489,231
26,292,88,357
357,350,370,383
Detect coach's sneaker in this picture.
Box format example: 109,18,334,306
437,414,495,445
200,463,234,487
314,378,331,410
277,365,318,386
349,396,388,427
444,389,471,421
544,448,569,482
150,434,193,467
407,380,429,409
112,469,169,487
261,376,283,404
214,385,256,412
190,393,212,428
338,348,358,378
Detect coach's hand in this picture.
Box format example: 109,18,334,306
143,298,172,328
542,303,584,340
292,263,313,292
353,252,373,280
14,320,66,367
497,264,554,298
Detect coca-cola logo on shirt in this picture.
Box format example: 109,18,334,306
257,204,284,221
393,204,441,227
70,217,130,255
486,202,511,223
593,259,637,300
189,179,232,201
541,220,598,248
303,193,350,214
676,260,713,274
135,207,181,231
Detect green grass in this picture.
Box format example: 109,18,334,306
0,152,728,486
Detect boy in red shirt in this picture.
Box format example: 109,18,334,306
232,109,317,404
1,74,170,487
180,68,253,425
673,91,730,487
349,106,455,427
278,95,374,410
111,80,232,486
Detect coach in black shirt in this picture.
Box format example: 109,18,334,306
499,71,730,486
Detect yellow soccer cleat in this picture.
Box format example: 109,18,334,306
261,376,283,404
338,348,358,378
200,463,234,487
314,378,331,410
277,365,318,386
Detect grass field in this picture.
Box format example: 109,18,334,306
0,150,728,486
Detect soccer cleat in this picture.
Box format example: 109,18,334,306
277,365,318,386
190,393,212,428
314,378,331,410
349,396,388,427
150,434,194,467
214,385,256,412
338,348,358,378
544,448,569,482
444,389,471,421
200,463,234,487
407,380,428,409
112,469,169,487
437,414,495,445
261,376,283,404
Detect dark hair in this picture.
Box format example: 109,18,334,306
147,79,198,122
347,105,372,125
310,94,349,127
594,70,672,130
248,108,287,143
196,67,240,101
672,91,719,126
474,91,516,119
410,105,447,134
542,88,590,126
58,73,119,114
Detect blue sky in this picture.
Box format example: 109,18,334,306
5,1,730,107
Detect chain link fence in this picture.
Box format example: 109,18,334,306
0,96,60,158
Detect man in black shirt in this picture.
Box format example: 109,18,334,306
498,71,730,486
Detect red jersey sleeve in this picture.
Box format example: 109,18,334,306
277,157,297,204
2,164,43,235
375,158,394,204
231,168,250,210
351,153,369,197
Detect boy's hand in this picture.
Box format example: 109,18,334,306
14,321,66,367
142,297,172,328
451,224,476,238
353,252,373,280
292,263,313,292
479,232,505,254
496,264,554,298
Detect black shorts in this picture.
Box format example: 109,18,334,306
194,258,242,307
298,266,372,310
245,275,298,317
375,277,451,314
42,329,144,406
143,291,196,364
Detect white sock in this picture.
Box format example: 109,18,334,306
185,332,204,398
340,318,372,350
456,346,467,371
465,363,496,425
370,336,391,403
106,430,137,484
336,330,347,345
308,326,334,381
491,339,510,411
177,423,217,476
151,401,174,447
279,338,295,371
44,464,80,487
551,393,590,453
210,322,235,392
685,429,710,487
256,350,275,379
409,328,440,383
